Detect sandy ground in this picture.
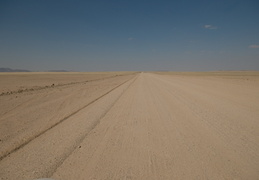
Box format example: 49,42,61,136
0,72,258,180
0,72,134,95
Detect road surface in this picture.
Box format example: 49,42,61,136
0,72,258,179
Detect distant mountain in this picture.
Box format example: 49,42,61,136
0,68,30,72
48,70,70,72
0,68,71,72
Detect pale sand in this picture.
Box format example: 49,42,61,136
0,72,258,179
0,71,134,94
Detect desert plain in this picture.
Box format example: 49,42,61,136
0,71,259,180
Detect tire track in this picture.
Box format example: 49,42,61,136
0,74,138,161
0,73,138,117
0,72,138,97
52,73,142,180
47,75,139,178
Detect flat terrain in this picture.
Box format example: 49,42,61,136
0,72,259,180
0,71,134,95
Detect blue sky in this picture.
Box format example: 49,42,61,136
0,0,259,71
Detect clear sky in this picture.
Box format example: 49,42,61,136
1,0,259,71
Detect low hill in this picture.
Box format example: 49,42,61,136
0,68,30,72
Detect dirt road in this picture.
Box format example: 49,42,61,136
0,72,258,179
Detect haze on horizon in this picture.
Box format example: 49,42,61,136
0,0,259,72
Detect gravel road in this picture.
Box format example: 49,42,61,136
0,72,258,180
